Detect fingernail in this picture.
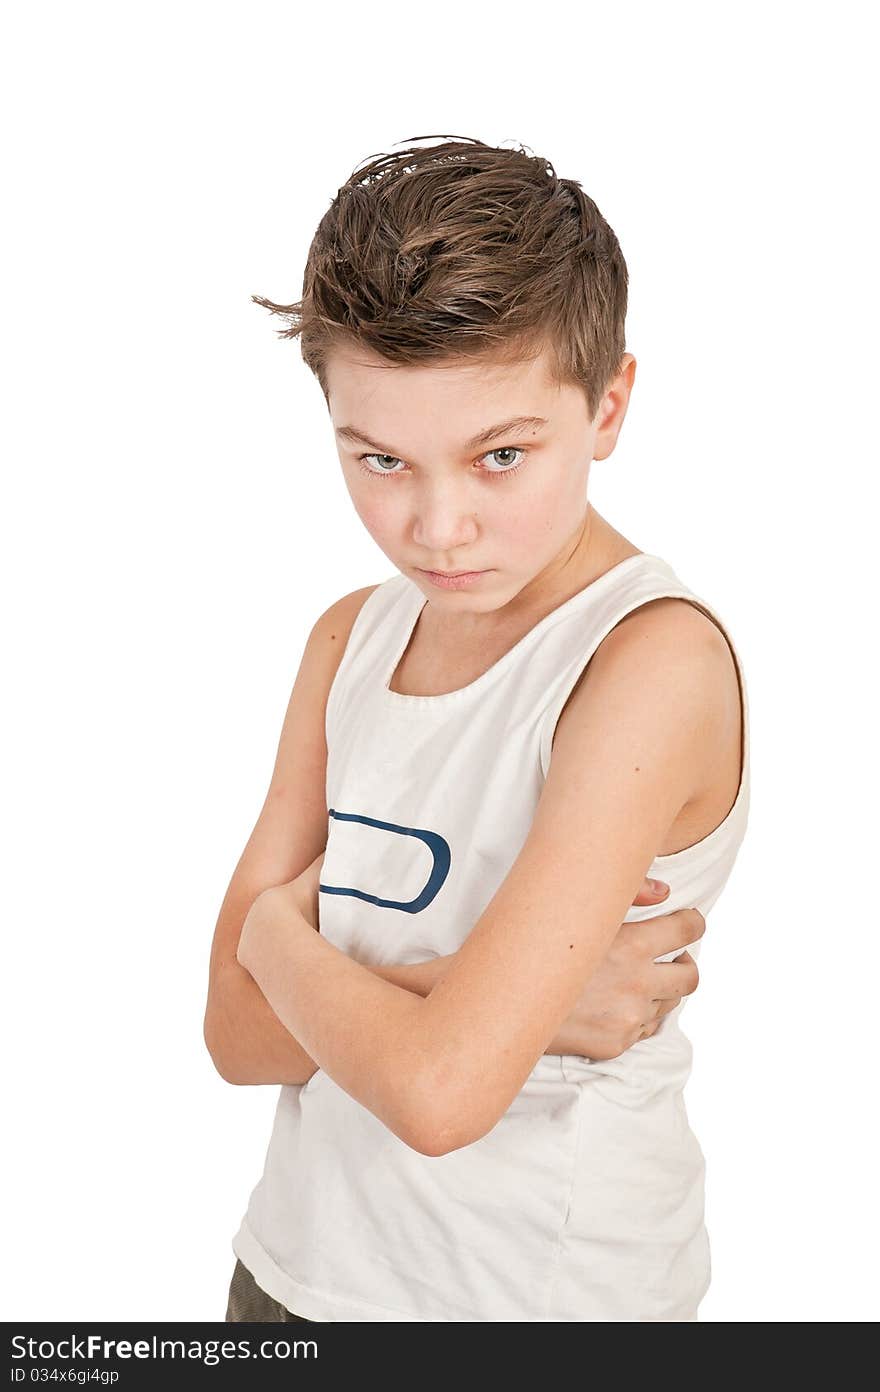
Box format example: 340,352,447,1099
649,879,669,895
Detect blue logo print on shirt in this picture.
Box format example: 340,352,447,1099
319,808,451,914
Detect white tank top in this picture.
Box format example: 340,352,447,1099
232,552,751,1322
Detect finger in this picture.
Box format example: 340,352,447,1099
631,877,671,907
652,995,683,1018
629,907,706,957
647,956,700,999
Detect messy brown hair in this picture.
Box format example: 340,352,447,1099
252,134,629,422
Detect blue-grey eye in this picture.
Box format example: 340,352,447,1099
482,446,525,472
362,453,404,474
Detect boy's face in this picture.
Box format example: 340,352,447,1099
325,341,634,616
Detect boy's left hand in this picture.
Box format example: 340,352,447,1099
236,851,325,976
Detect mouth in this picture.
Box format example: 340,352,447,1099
420,569,484,578
416,567,490,589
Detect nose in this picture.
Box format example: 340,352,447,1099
411,478,479,552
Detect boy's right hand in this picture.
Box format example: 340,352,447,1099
546,879,706,1060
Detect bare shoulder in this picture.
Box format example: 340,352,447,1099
553,594,741,815
592,595,739,700
310,583,382,661
605,593,734,654
563,593,738,714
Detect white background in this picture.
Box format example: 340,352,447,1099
3,1,877,1323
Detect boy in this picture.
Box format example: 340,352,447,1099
205,136,748,1322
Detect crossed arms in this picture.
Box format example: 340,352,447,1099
219,598,728,1157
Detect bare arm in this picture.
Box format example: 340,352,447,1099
207,945,452,1088
235,602,724,1153
213,913,699,1085
225,869,699,1088
203,585,378,1086
204,583,482,1086
210,818,696,1088
205,589,704,1089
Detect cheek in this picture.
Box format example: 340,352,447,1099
527,466,584,534
491,482,562,545
351,487,401,542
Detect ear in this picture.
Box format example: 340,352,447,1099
592,353,636,461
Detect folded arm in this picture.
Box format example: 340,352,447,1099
205,936,452,1087
237,603,727,1154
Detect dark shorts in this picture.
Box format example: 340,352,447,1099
225,1257,313,1323
225,1253,699,1321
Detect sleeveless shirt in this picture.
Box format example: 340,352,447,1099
231,552,751,1322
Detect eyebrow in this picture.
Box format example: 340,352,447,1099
335,415,549,455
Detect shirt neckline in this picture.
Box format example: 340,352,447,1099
382,552,666,706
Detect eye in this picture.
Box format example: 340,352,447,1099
480,446,527,476
356,445,529,481
358,453,406,478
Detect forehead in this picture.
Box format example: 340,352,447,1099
325,344,560,421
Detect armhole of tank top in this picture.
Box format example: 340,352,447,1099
324,575,407,745
538,587,750,818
